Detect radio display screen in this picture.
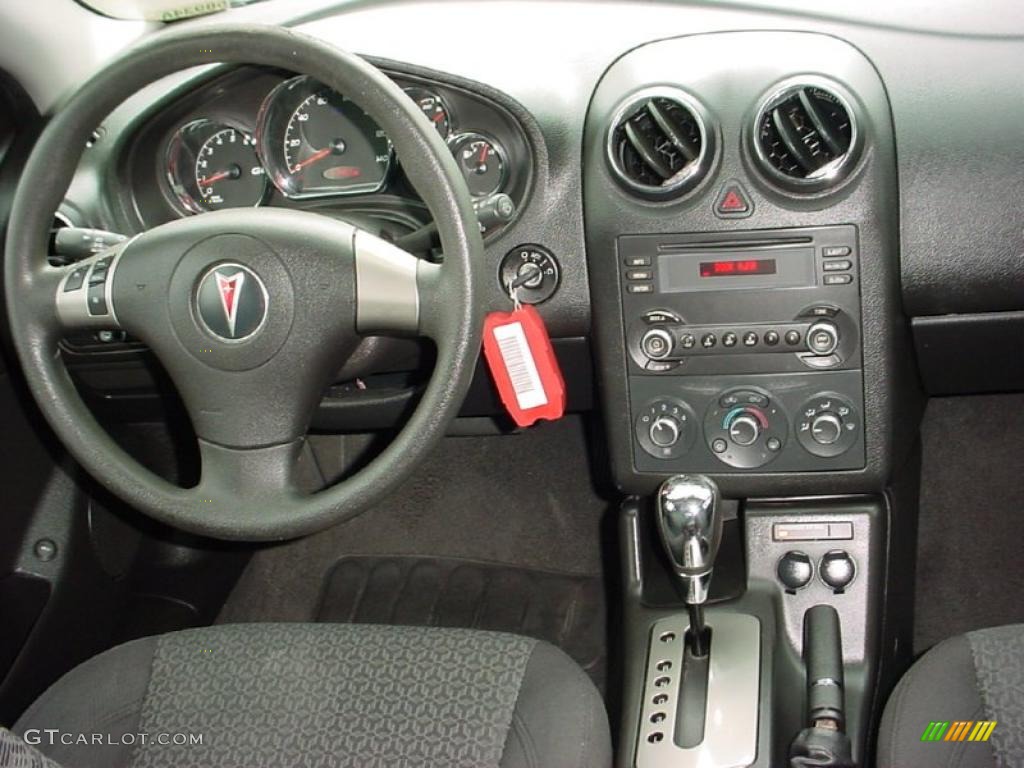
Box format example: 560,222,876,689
656,246,815,293
699,258,777,278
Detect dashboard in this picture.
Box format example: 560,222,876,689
7,0,1024,500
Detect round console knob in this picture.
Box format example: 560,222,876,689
649,416,681,448
728,414,761,447
641,328,674,360
819,550,856,591
810,412,843,446
777,551,814,591
807,321,840,356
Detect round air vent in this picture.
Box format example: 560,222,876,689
606,88,715,200
751,79,862,193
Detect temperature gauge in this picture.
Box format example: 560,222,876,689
404,86,452,139
449,132,507,198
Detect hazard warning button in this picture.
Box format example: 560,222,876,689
714,181,753,218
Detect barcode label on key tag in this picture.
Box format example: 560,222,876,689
483,305,566,427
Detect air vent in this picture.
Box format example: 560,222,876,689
607,88,715,200
752,80,861,192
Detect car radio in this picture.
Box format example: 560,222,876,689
619,225,865,473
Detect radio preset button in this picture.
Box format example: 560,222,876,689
824,274,853,285
722,332,738,347
822,259,852,272
784,330,802,346
701,333,717,349
680,334,696,350
764,330,780,346
742,331,758,347
822,246,851,258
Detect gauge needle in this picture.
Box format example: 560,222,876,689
293,147,333,172
478,145,489,165
432,112,445,123
197,169,232,187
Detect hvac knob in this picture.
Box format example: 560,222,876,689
641,328,674,361
728,414,761,447
810,413,843,446
649,415,681,448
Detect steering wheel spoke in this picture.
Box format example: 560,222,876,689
194,438,302,508
353,230,446,340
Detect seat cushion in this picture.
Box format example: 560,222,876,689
14,623,611,768
877,624,1024,767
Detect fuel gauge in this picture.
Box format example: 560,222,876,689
449,132,507,198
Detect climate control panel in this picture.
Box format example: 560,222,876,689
630,371,865,473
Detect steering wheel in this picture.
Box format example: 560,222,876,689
4,26,482,541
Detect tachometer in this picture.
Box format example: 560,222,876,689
257,75,392,199
166,120,267,213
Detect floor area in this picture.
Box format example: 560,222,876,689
914,394,1024,652
217,415,615,689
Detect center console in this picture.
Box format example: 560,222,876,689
623,225,864,474
583,29,921,768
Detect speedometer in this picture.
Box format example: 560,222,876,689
257,75,392,199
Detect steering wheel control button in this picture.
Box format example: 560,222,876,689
807,321,840,356
636,398,696,459
87,285,108,316
819,550,856,592
64,266,88,292
501,245,560,305
195,263,268,342
777,551,814,592
705,389,787,468
797,394,860,458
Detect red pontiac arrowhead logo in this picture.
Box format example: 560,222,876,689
215,271,244,337
196,264,268,342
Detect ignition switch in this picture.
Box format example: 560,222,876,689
500,244,560,304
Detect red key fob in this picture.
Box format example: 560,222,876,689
482,304,566,428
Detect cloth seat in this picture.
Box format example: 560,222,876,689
877,624,1024,767
10,623,611,768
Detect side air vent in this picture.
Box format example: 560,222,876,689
607,88,715,200
752,79,862,193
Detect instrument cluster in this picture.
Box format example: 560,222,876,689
144,67,527,223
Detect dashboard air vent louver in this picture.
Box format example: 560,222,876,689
607,89,714,200
752,81,861,192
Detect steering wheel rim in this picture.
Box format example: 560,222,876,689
4,25,482,541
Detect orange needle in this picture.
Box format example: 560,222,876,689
197,169,231,187
293,147,332,172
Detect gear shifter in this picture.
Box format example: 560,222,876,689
655,475,723,656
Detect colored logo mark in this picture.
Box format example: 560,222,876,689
921,721,997,742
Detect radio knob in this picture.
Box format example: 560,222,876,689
728,414,761,447
807,321,840,356
649,415,681,448
810,412,843,446
641,328,675,361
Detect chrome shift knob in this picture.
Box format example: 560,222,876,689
655,474,723,605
